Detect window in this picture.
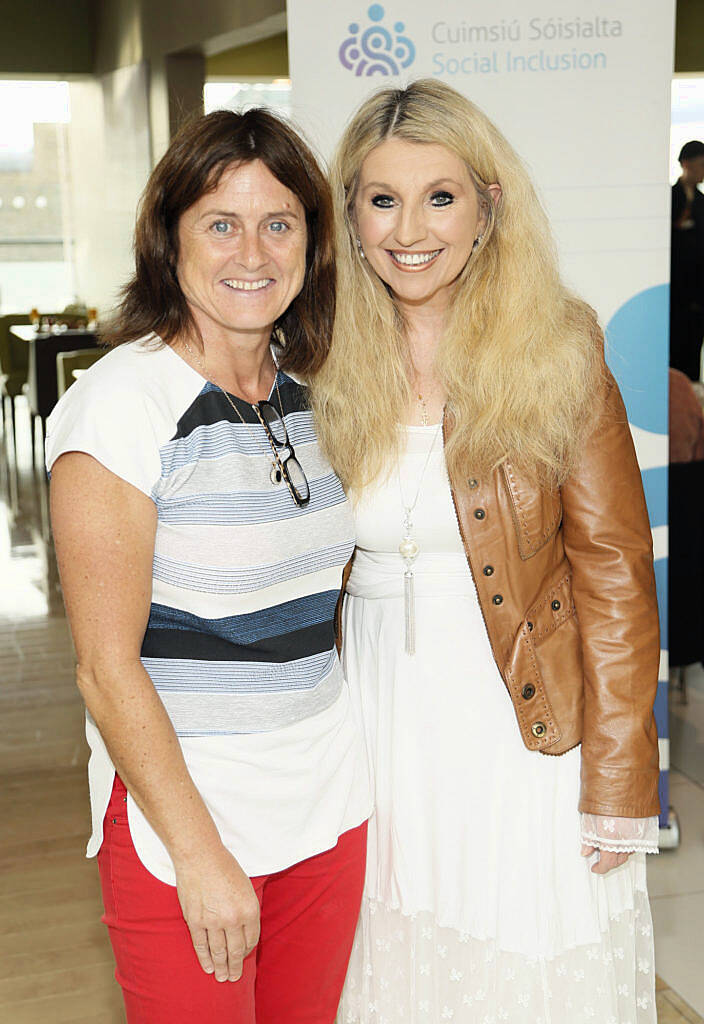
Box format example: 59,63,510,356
204,78,292,121
0,81,75,314
671,77,704,182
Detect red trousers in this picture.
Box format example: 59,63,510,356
97,777,367,1023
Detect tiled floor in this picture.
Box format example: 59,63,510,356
669,663,704,788
0,406,122,1022
649,665,704,1019
1,395,703,1022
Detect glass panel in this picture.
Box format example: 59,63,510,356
0,81,75,313
204,79,292,121
671,77,704,182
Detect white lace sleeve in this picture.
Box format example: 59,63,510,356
580,814,659,854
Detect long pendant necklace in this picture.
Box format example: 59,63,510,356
398,420,443,656
417,391,429,427
181,337,285,484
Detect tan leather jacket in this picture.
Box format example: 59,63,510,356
338,362,660,819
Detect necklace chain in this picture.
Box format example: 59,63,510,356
181,336,288,486
417,392,429,427
398,419,443,656
181,336,284,421
398,419,443,516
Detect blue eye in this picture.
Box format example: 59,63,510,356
430,191,454,207
268,221,288,233
371,194,395,208
212,220,230,234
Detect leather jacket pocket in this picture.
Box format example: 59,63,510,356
501,461,562,560
525,574,584,754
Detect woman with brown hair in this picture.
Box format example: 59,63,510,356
312,80,660,1023
46,108,371,1023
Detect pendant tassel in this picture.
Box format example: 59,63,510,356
404,569,416,656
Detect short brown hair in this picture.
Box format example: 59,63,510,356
104,108,335,375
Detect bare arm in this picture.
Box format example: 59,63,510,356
51,452,260,981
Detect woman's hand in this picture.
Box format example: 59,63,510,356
579,813,659,872
175,843,261,982
581,844,631,874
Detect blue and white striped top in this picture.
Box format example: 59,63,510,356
46,337,371,881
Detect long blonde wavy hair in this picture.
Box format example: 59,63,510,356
310,79,603,491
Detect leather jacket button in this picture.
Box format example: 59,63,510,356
492,594,503,605
522,683,536,700
474,508,486,520
531,721,547,738
483,565,494,576
468,478,479,489
551,599,561,611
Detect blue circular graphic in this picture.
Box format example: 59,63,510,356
339,5,415,75
605,284,669,434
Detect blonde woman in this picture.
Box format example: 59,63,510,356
312,81,660,1023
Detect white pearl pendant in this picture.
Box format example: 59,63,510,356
399,536,420,562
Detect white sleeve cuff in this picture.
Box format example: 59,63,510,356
580,813,659,854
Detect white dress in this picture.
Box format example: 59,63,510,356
338,425,656,1024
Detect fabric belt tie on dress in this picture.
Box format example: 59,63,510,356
346,550,475,600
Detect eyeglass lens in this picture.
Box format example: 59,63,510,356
286,457,310,499
259,402,288,445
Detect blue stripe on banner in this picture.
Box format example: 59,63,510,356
658,770,669,829
153,540,353,594
147,590,340,644
155,472,346,526
142,647,336,694
653,679,668,736
653,557,667,639
641,466,668,529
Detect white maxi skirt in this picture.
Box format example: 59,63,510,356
337,547,656,1024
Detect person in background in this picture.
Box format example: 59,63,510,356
671,139,704,381
312,79,660,1024
46,109,370,1024
669,366,704,462
668,366,704,679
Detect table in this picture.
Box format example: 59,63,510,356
9,325,40,343
10,324,98,422
9,325,98,468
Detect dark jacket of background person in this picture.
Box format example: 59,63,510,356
669,367,704,667
669,368,704,462
670,180,704,380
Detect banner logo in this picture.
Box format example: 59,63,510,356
339,5,416,76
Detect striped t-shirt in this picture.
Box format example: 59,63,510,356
46,336,371,881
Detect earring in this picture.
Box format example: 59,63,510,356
356,236,366,260
472,233,484,251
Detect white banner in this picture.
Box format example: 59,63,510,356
289,1,673,325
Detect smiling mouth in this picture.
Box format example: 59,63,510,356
388,249,442,269
222,278,274,292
